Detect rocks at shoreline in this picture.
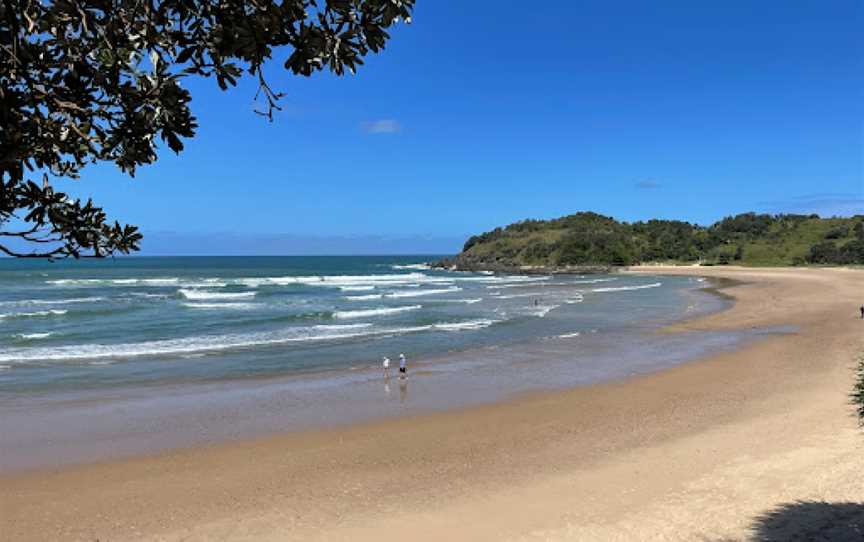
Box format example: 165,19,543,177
431,256,614,275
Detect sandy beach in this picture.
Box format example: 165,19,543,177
2,266,862,541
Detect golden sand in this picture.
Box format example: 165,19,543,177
2,267,862,541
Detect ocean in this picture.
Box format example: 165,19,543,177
0,256,770,470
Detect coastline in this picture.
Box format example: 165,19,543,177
2,266,862,540
0,274,738,473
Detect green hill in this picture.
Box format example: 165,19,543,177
443,212,864,270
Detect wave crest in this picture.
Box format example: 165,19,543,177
591,282,661,293
333,305,422,319
178,289,255,300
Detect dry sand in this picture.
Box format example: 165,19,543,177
2,266,862,541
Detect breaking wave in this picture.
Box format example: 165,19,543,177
0,309,68,319
384,287,462,298
0,318,499,364
333,305,422,319
529,305,559,318
591,282,662,293
0,297,105,307
47,278,181,287
432,319,496,331
15,332,54,340
181,302,259,310
391,264,431,270
177,289,256,301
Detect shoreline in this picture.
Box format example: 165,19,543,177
2,266,862,540
0,275,741,473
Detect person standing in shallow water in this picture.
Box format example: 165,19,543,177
382,356,391,379
399,353,407,378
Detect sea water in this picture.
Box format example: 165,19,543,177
0,256,714,392
0,256,770,470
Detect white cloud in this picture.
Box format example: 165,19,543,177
363,119,401,134
634,179,661,189
757,193,864,217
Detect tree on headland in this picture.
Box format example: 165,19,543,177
0,0,415,258
451,212,864,268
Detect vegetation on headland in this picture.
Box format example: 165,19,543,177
441,212,864,270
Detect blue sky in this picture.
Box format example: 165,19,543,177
63,0,863,254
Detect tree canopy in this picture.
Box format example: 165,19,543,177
0,0,414,258
451,212,864,269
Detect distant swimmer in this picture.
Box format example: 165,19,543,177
382,356,391,378
399,353,407,378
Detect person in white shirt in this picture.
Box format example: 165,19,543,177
382,356,391,378
399,353,407,378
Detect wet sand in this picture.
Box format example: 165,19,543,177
2,266,862,541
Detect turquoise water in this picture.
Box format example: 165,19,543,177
1,256,713,395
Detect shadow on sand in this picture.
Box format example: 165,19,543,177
748,501,864,541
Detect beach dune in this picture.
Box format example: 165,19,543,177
1,266,862,541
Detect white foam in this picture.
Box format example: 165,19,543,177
313,323,373,331
344,294,383,301
0,297,105,307
432,298,482,304
391,264,431,270
45,272,499,291
239,272,453,289
178,289,255,300
467,274,550,283
568,278,617,284
340,286,376,292
497,292,542,299
433,319,496,331
485,280,551,290
181,281,227,289
15,332,53,340
0,309,68,319
530,305,559,318
0,315,509,364
559,331,581,338
384,287,462,298
130,293,170,299
182,302,259,310
47,278,181,287
333,305,422,319
0,323,409,364
591,282,662,293
0,328,377,363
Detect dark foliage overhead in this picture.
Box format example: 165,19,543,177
1,0,414,257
